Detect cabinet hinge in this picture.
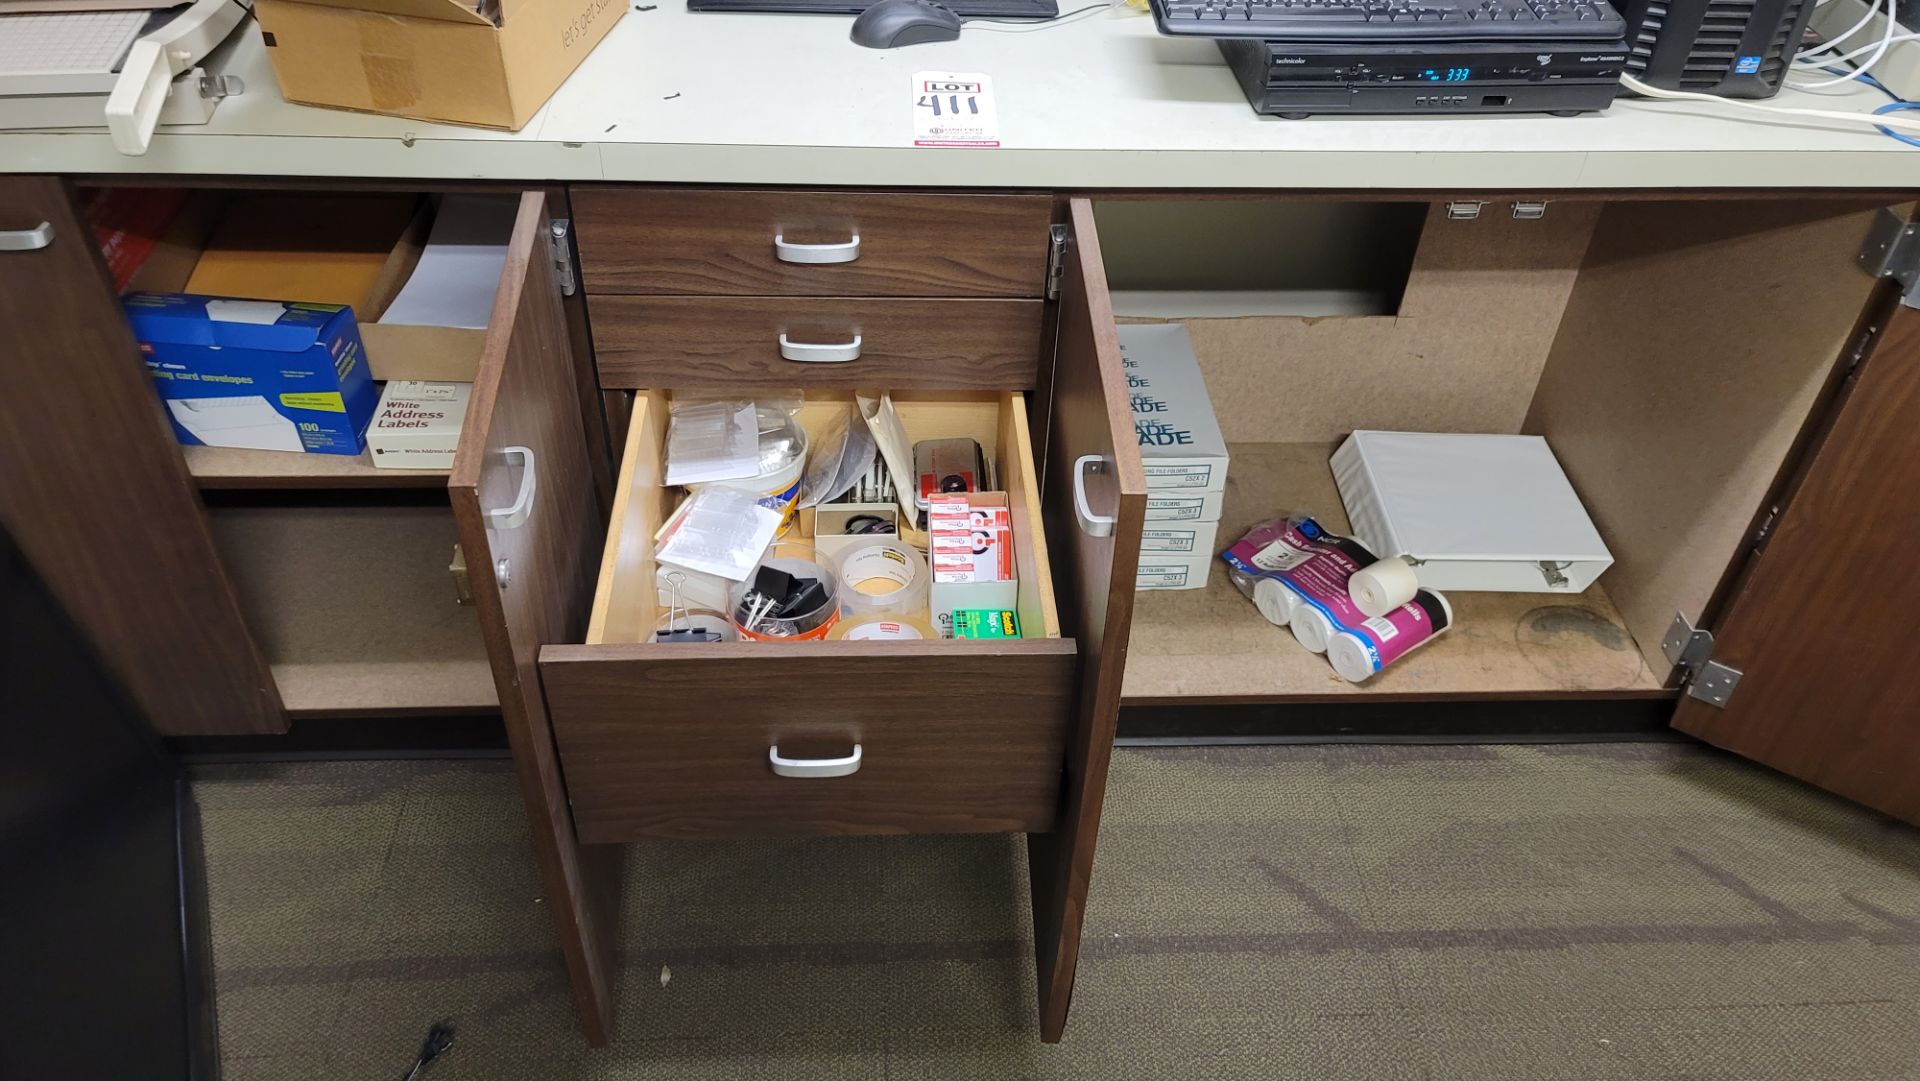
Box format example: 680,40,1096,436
1444,200,1484,221
1857,208,1920,306
1845,322,1880,378
548,218,578,297
1661,611,1743,708
1510,200,1549,220
448,544,475,606
1750,504,1781,552
1045,224,1067,301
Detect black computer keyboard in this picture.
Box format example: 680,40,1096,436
1151,0,1625,40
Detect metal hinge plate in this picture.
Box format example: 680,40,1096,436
1445,200,1484,221
548,218,577,297
1751,504,1781,552
1045,224,1067,301
448,544,475,606
1858,207,1920,307
1661,611,1743,708
1511,200,1549,220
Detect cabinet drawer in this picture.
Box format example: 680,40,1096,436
590,297,1046,391
571,189,1056,298
541,392,1075,842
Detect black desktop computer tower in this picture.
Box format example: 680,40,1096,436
1616,0,1819,97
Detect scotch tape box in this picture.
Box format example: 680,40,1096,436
126,293,377,456
1140,520,1221,557
1145,489,1226,523
367,380,471,469
1119,323,1229,495
1136,553,1213,591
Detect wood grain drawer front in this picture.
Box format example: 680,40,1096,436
591,297,1046,391
571,189,1056,297
541,643,1077,842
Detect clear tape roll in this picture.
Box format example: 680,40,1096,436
836,539,930,618
1348,556,1420,619
829,613,939,640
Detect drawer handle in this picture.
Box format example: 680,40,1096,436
773,232,861,265
484,446,538,529
1073,454,1117,538
779,333,862,363
0,221,53,252
768,743,863,778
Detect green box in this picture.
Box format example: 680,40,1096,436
953,609,1020,640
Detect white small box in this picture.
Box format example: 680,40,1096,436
1119,324,1230,495
1136,553,1213,591
1140,520,1220,557
1145,489,1226,523
367,381,471,469
1331,430,1614,593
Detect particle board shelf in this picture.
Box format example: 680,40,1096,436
184,445,449,489
1121,441,1667,703
208,502,498,715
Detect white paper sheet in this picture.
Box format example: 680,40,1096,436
378,194,517,330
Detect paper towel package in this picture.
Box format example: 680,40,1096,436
1331,431,1614,593
1119,324,1230,495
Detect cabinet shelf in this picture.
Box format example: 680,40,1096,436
1121,442,1666,703
184,445,448,490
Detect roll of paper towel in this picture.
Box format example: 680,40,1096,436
1348,556,1420,618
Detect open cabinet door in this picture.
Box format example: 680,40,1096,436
448,193,622,1044
0,177,282,736
1671,298,1920,826
1028,198,1147,1042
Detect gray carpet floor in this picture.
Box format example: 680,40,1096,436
195,743,1920,1081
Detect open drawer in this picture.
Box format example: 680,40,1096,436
527,200,1147,845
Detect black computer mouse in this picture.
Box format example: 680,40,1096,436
850,0,964,48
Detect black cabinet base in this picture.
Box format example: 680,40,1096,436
1118,696,1681,744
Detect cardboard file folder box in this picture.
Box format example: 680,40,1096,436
255,0,625,129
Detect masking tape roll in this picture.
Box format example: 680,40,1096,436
1348,556,1420,619
829,613,940,641
836,539,929,618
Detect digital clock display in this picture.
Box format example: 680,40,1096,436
1422,67,1473,81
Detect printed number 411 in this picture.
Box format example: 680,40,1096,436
917,94,979,117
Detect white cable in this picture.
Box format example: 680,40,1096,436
1793,10,1900,87
1620,72,1920,135
1794,0,1885,61
1797,30,1920,67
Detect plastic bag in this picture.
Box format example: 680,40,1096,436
798,403,877,509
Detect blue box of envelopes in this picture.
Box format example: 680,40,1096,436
124,292,379,456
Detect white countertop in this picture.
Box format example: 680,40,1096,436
5,3,1919,189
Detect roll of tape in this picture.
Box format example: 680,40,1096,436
836,539,929,618
1290,603,1334,655
1348,556,1420,619
829,613,939,640
1253,577,1295,627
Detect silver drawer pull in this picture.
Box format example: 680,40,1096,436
779,333,862,363
0,221,53,251
773,232,860,264
768,743,862,778
483,446,538,529
1073,454,1117,538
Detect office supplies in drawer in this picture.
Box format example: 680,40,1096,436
589,297,1047,391
570,189,1056,297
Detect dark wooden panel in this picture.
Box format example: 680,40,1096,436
447,192,623,1046
0,177,283,736
572,188,1055,297
1671,300,1920,826
1028,198,1148,1043
540,641,1078,841
589,296,1046,391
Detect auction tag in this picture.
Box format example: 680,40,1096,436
912,71,1000,148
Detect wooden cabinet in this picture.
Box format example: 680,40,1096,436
8,178,1920,1051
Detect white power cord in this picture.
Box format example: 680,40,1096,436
1794,0,1885,63
1620,72,1920,135
1794,3,1901,87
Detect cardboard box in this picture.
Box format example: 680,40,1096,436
1119,324,1230,495
927,493,1019,637
126,293,378,456
368,380,471,469
1140,520,1221,557
1136,553,1213,592
255,0,625,129
177,193,502,383
1145,489,1226,523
